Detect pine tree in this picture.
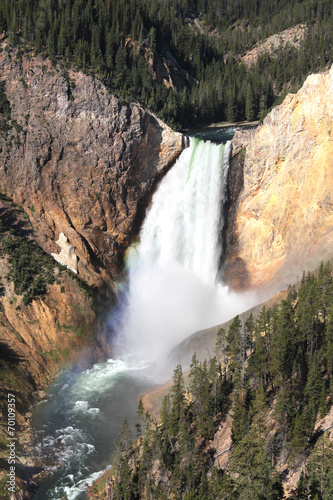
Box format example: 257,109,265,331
229,432,283,499
245,81,256,121
169,364,185,438
215,327,227,375
112,418,132,483
306,434,333,499
270,296,297,387
226,86,237,123
226,315,242,360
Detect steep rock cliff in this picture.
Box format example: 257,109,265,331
225,65,333,292
0,197,101,497
0,45,183,288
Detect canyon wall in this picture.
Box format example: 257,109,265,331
225,65,333,293
0,45,183,289
0,44,183,380
0,197,101,493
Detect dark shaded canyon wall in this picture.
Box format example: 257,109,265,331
0,45,184,290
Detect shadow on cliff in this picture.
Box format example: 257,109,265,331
0,342,24,365
0,203,33,238
218,145,251,290
0,457,42,477
129,117,184,250
0,458,41,496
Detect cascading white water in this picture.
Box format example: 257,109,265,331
132,138,230,284
117,137,253,362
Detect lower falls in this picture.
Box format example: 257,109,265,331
32,132,257,499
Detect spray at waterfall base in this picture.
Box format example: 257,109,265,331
112,138,257,366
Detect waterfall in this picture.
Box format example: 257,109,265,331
33,135,257,500
116,137,251,362
131,138,230,285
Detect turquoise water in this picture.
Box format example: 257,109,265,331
32,360,152,499
187,123,258,143
187,126,237,143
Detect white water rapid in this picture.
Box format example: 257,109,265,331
116,137,254,362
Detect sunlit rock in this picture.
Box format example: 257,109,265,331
51,232,78,273
225,65,333,292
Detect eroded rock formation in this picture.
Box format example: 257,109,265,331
0,198,100,495
51,232,78,273
225,65,333,292
0,45,183,289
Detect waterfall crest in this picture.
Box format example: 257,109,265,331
117,137,251,362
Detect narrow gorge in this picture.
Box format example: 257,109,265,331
0,43,332,499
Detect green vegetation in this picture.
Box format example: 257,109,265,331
47,349,60,361
0,203,63,305
297,434,333,499
0,476,10,498
0,366,14,384
0,80,12,135
61,323,91,340
0,361,25,390
0,1,332,128
1,230,57,304
0,81,10,119
110,262,333,498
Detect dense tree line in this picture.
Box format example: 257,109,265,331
1,231,57,304
0,0,332,128
108,262,333,499
0,203,64,304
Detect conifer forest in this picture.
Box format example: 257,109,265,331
110,263,333,499
0,0,332,128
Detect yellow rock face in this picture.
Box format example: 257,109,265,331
225,66,333,292
0,271,97,387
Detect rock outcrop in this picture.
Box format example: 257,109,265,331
51,232,78,273
225,65,333,292
240,24,307,68
0,45,183,289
